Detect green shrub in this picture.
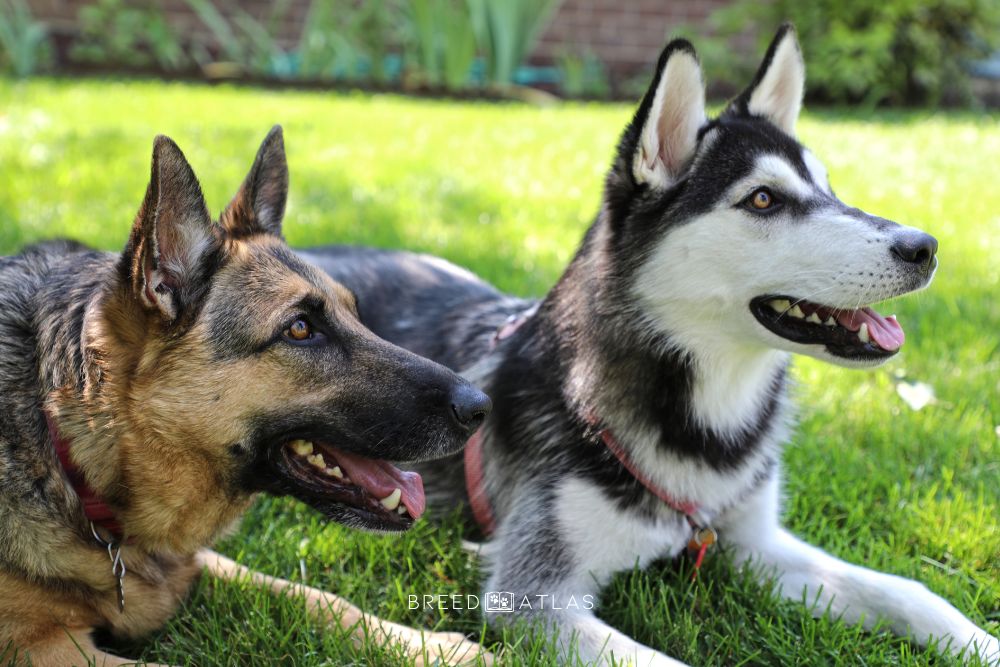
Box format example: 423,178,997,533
71,0,187,71
700,0,1000,106
557,50,610,99
0,0,50,77
296,0,405,83
468,0,559,87
406,0,477,89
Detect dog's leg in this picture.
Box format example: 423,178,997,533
18,628,170,667
484,484,691,667
197,550,490,666
719,476,1000,663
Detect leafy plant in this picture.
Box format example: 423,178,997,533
297,0,363,80
183,0,246,64
182,0,295,77
699,0,1000,106
296,0,406,83
71,0,187,71
467,0,559,87
0,0,50,77
407,0,476,89
344,0,406,84
232,4,296,77
557,50,610,99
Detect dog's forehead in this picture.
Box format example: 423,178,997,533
225,239,348,301
691,118,831,197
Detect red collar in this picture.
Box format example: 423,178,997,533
463,429,496,536
463,306,712,572
463,411,716,576
586,414,701,518
580,414,718,576
463,415,703,534
461,305,536,537
47,413,125,540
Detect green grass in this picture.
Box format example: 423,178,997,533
1,78,997,666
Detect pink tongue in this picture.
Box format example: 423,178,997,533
835,307,905,351
333,449,426,519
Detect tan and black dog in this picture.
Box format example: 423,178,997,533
0,127,491,666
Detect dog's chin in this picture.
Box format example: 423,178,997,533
258,439,427,533
792,343,896,369
749,295,904,367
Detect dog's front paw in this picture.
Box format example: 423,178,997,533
969,630,1000,665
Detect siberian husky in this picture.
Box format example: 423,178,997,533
303,25,999,666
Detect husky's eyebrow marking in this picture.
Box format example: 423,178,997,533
746,154,814,200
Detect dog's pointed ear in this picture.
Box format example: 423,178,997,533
125,135,217,322
220,125,288,238
626,40,706,190
729,23,805,135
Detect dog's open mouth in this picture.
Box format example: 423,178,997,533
276,439,425,531
750,295,905,360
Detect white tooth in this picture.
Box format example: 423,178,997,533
858,323,870,343
788,304,805,319
290,440,313,456
769,299,791,312
825,316,837,326
380,488,402,511
307,453,325,469
397,506,408,515
806,313,822,324
329,466,344,479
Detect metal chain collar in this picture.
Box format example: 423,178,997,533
90,522,126,612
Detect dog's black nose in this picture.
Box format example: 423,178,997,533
890,230,938,274
450,383,492,434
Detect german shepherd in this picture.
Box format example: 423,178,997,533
0,127,492,665
304,26,1000,666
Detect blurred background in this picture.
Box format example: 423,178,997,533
4,0,1000,106
1,3,998,664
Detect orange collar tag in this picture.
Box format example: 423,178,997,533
686,526,717,579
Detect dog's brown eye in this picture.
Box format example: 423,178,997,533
751,189,773,209
285,319,312,341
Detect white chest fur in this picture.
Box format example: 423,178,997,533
555,476,691,584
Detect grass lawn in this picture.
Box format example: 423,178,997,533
0,78,997,666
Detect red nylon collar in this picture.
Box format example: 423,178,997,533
584,413,716,578
462,306,536,537
463,429,496,536
463,412,714,578
463,415,703,538
588,418,701,518
47,413,125,539
461,305,710,573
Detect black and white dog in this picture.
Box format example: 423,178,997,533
304,25,1000,666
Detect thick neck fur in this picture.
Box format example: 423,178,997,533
540,215,790,476
41,252,250,555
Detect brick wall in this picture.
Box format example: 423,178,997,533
27,0,740,90
28,0,311,48
533,0,733,73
